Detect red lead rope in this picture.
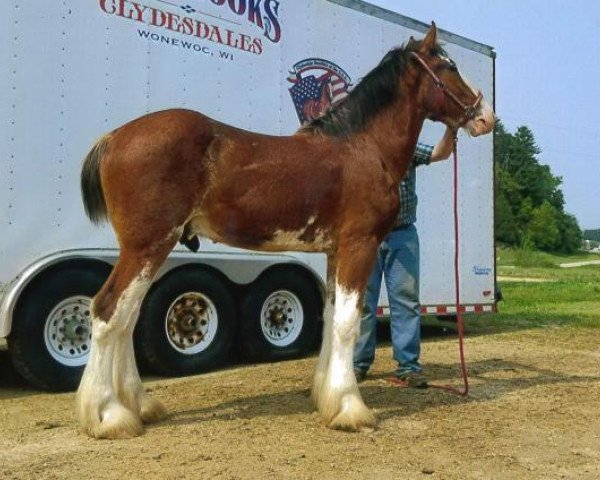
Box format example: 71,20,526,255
424,134,469,396
447,135,469,395
388,134,469,396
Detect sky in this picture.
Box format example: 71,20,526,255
364,0,600,230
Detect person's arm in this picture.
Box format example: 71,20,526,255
412,126,455,167
430,126,456,162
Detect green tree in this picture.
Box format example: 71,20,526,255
495,190,519,244
527,201,560,250
494,120,582,253
495,164,523,244
558,214,583,253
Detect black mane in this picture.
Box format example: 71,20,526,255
300,39,446,138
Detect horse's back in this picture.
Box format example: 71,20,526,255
98,107,349,251
111,108,214,146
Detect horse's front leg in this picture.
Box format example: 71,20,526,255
315,241,378,432
311,258,336,405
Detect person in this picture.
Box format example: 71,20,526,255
353,126,456,387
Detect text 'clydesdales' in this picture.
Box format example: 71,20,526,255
208,0,281,43
99,0,283,55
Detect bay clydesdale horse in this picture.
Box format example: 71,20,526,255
78,24,494,439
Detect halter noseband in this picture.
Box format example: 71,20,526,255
410,52,483,126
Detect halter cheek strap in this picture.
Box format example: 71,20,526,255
430,86,448,122
410,52,483,127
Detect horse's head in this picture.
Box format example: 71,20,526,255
409,23,495,137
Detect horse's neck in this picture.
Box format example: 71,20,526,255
364,94,426,184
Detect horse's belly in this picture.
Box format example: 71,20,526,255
257,218,334,252
192,206,333,253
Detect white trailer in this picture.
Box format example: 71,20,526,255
0,0,496,390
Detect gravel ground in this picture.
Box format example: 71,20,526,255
1,326,599,480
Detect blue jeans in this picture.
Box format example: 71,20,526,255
353,224,422,376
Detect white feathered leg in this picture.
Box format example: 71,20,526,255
113,322,166,425
316,284,375,431
312,290,334,405
76,271,151,439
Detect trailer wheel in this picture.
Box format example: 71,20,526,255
7,261,112,391
238,269,321,361
135,268,235,376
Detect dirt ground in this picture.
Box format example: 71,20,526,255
1,326,599,480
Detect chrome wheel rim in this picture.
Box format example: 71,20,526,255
165,292,218,355
260,290,303,347
44,296,92,367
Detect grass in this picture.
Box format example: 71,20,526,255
496,245,600,270
457,247,600,334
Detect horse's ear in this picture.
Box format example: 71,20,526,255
407,35,418,49
419,22,438,54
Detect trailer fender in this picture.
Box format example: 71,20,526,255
0,251,116,338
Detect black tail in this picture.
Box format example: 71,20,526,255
81,135,110,225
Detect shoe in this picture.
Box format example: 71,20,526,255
396,371,428,388
354,369,368,382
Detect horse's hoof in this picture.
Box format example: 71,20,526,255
326,396,376,432
79,402,144,440
328,411,376,432
140,396,167,424
120,389,168,425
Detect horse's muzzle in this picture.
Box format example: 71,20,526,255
466,100,495,137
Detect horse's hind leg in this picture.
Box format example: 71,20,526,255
113,305,166,424
76,239,176,439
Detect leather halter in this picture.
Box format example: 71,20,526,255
410,52,483,127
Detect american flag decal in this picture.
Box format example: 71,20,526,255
287,58,351,124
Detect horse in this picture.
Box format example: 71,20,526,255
77,24,494,439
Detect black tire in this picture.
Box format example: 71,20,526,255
135,267,235,376
238,269,321,362
7,261,112,391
